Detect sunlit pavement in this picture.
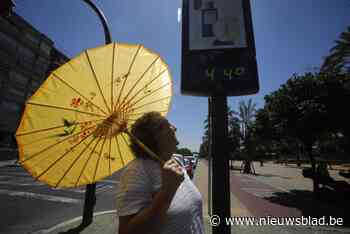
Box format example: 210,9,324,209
194,159,350,234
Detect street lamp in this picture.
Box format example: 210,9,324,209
81,0,112,228
82,0,112,44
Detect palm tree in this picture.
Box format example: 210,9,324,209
233,99,257,173
202,106,242,160
236,99,257,141
201,116,210,158
321,26,350,74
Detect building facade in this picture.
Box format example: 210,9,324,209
0,12,69,148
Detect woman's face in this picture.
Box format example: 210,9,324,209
156,118,179,160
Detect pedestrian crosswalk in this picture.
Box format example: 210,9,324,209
51,183,115,193
0,166,118,204
0,189,81,204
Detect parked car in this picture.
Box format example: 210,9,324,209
186,156,198,169
173,154,194,179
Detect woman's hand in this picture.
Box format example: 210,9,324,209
161,159,184,194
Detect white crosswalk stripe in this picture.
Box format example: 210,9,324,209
0,189,81,204
0,168,117,204
51,183,114,193
0,174,116,192
0,175,44,186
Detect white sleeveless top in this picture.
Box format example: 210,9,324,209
116,157,204,234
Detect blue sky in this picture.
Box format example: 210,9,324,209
15,0,350,152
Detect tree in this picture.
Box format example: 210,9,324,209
321,26,350,74
199,138,209,159
233,99,257,173
265,73,331,193
320,25,350,155
200,105,242,159
235,99,256,142
176,148,192,156
317,72,350,154
200,115,210,159
252,107,277,164
227,106,241,159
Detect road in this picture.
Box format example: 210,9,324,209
0,164,122,234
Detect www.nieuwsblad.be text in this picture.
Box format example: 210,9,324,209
208,215,344,227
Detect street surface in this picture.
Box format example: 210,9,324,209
0,164,122,234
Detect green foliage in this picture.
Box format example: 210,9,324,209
264,73,329,146
321,26,350,74
176,147,192,156
200,105,242,159
235,99,256,140
233,99,257,160
199,140,209,158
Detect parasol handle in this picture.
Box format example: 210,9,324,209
124,130,165,165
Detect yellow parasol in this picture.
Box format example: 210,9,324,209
15,43,172,188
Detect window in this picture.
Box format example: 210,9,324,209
8,86,24,98
0,69,9,89
1,100,21,113
25,32,40,46
0,31,17,54
19,46,35,61
10,71,28,89
40,42,51,56
34,57,49,76
31,81,41,92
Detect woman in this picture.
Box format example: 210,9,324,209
116,112,204,234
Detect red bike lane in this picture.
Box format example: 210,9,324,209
230,172,302,218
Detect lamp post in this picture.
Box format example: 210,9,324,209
80,0,112,227
82,0,112,44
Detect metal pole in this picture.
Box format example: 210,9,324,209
82,0,112,44
210,96,231,234
208,97,212,217
81,0,112,226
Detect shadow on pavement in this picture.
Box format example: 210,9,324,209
58,223,88,234
265,189,350,227
229,166,241,171
283,165,310,169
255,173,292,180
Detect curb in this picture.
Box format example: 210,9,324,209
32,210,117,234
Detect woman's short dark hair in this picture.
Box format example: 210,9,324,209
129,111,165,159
